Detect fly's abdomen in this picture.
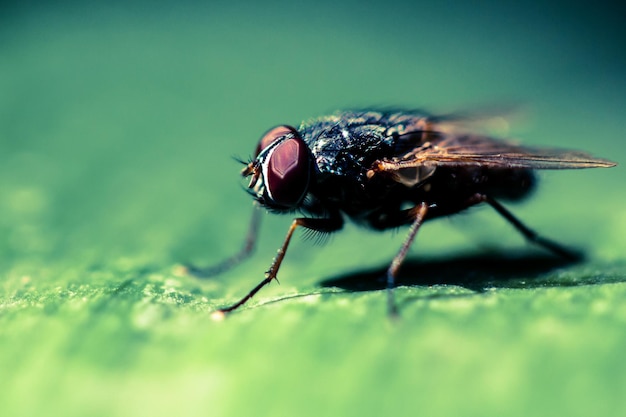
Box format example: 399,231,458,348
478,168,536,201
424,166,536,204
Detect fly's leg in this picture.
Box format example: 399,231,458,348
215,216,343,316
185,204,262,278
443,194,581,260
386,202,429,317
484,196,582,261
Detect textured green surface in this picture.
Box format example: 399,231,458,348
1,2,625,417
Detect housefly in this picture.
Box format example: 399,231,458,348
190,110,616,316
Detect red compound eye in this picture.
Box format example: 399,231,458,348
255,125,299,157
265,135,311,208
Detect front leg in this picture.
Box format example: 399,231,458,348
185,204,262,278
214,215,343,317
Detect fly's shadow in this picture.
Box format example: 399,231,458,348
319,251,601,293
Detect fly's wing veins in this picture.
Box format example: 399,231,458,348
368,132,616,186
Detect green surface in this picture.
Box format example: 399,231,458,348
1,2,625,417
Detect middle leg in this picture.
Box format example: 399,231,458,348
386,202,429,316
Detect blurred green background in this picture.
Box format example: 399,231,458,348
1,1,625,416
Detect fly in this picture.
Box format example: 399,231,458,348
189,110,617,317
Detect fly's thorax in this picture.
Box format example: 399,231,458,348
244,125,314,210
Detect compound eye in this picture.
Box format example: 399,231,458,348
255,125,299,157
265,135,311,208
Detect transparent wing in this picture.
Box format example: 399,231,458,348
392,134,616,170
373,132,616,187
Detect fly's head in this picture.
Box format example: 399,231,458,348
242,125,313,212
